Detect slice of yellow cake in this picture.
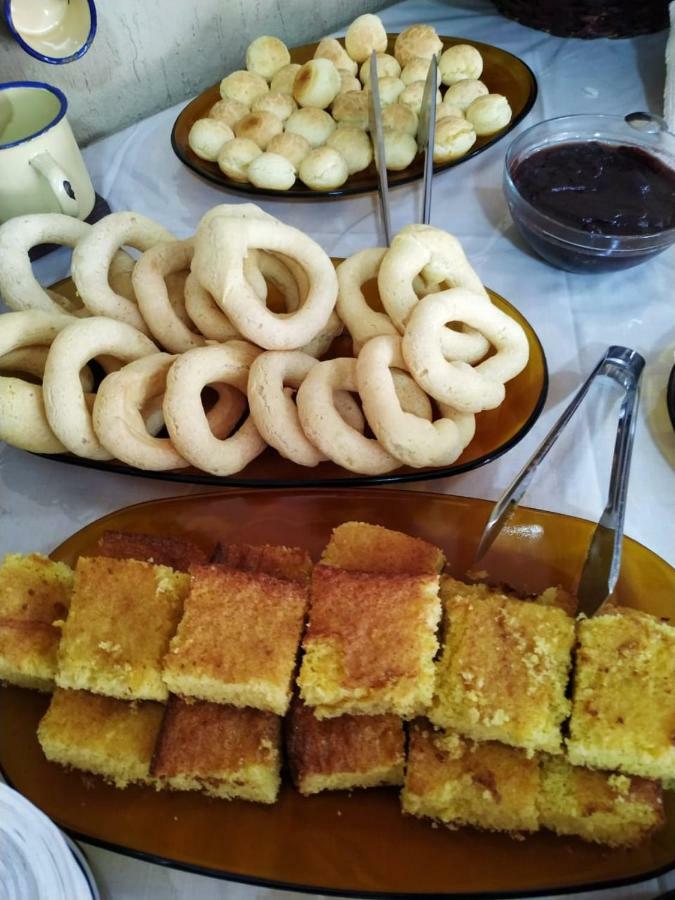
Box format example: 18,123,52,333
402,720,540,834
151,696,281,803
0,553,73,691
429,582,575,754
567,606,675,783
162,566,308,715
538,754,664,848
37,688,164,787
212,542,313,584
320,522,445,575
286,698,405,795
297,565,441,719
95,530,208,571
56,557,189,702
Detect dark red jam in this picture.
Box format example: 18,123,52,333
511,141,675,236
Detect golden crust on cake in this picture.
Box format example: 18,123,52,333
430,585,575,754
151,696,281,803
566,607,675,783
212,542,312,583
402,720,540,834
538,754,664,848
162,566,308,715
37,688,164,788
0,553,73,691
442,576,577,617
320,522,445,575
95,530,208,571
286,698,405,795
297,565,441,719
56,557,189,702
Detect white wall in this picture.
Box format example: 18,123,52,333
0,0,390,145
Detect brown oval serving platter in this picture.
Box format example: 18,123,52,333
171,35,538,199
0,488,673,897
29,273,548,488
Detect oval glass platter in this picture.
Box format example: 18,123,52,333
171,35,538,199
0,488,673,897
29,274,548,488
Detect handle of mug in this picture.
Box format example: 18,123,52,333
29,151,80,218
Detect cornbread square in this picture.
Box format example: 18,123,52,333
444,576,577,617
567,607,675,783
286,698,405,795
402,721,540,834
212,542,312,583
151,696,280,803
56,557,189,701
37,688,164,787
320,522,445,575
538,754,664,848
95,530,208,571
0,553,73,692
429,585,575,754
163,566,308,715
297,565,441,719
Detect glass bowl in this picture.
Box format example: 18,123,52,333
503,113,675,272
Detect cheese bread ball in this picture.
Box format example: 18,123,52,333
382,130,417,171
234,111,283,149
439,44,483,86
188,119,234,161
345,13,387,64
331,91,369,130
436,100,464,121
271,63,301,95
220,70,269,106
299,146,349,190
444,78,489,112
327,126,373,174
246,35,291,81
465,93,512,135
382,102,418,136
359,53,401,85
266,132,312,168
209,98,249,128
338,71,362,95
252,91,297,122
374,76,405,107
394,24,442,68
247,152,296,190
314,37,357,76
433,115,476,162
399,81,442,115
217,138,262,182
285,107,336,148
400,56,441,87
293,58,341,109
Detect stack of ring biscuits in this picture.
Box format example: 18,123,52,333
0,205,529,477
186,14,513,191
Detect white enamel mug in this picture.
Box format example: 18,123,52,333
0,81,95,223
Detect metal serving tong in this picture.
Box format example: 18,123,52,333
368,51,439,244
474,345,645,617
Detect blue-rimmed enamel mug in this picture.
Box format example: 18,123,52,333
4,0,97,64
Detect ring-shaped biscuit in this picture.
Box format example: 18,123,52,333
401,288,530,412
42,317,158,459
248,350,363,467
71,212,175,332
163,341,266,476
192,216,338,350
132,239,205,352
378,224,491,363
0,346,95,392
296,357,401,475
336,248,397,352
357,335,475,467
92,353,246,470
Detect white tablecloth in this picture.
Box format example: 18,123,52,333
1,0,674,897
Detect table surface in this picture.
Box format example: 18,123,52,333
1,0,674,898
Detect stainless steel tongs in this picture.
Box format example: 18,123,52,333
368,51,438,244
474,345,645,617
